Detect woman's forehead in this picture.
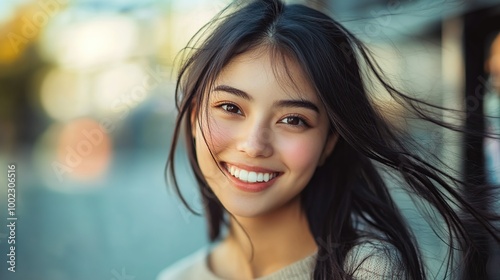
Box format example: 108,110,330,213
213,47,318,101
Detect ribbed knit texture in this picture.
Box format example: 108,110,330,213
157,240,402,280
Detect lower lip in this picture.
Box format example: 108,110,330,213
223,165,280,193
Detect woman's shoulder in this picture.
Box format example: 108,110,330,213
344,238,405,279
156,247,216,280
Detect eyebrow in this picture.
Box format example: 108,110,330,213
213,85,319,113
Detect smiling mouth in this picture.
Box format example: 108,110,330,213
223,163,280,183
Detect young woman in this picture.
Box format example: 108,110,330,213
159,0,500,279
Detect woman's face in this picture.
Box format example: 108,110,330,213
193,47,337,218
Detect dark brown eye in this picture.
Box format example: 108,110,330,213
280,115,310,127
282,116,301,125
221,104,242,114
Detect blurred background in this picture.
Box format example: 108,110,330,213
0,0,499,279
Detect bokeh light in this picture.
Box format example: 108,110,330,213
93,62,149,112
33,118,112,192
40,68,91,121
56,118,112,180
40,14,139,69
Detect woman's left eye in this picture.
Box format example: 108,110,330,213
219,103,242,115
279,116,309,127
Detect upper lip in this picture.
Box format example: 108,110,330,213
223,162,280,173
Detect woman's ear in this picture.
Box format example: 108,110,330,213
319,132,339,166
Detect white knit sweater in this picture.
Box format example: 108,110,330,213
157,240,404,279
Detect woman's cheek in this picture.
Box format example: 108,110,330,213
203,118,238,152
196,120,233,182
277,133,324,171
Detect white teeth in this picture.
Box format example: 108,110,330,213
226,164,277,183
239,170,248,181
263,173,270,182
257,173,263,182
248,172,257,183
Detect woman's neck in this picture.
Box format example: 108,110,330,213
211,196,318,279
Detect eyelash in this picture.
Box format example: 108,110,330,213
218,102,242,115
215,102,311,128
281,114,310,127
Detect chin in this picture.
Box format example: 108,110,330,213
216,191,300,220
217,194,275,218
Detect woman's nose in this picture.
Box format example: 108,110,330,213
236,126,274,158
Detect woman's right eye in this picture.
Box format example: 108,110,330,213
219,103,243,115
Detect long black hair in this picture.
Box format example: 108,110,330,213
166,0,500,279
